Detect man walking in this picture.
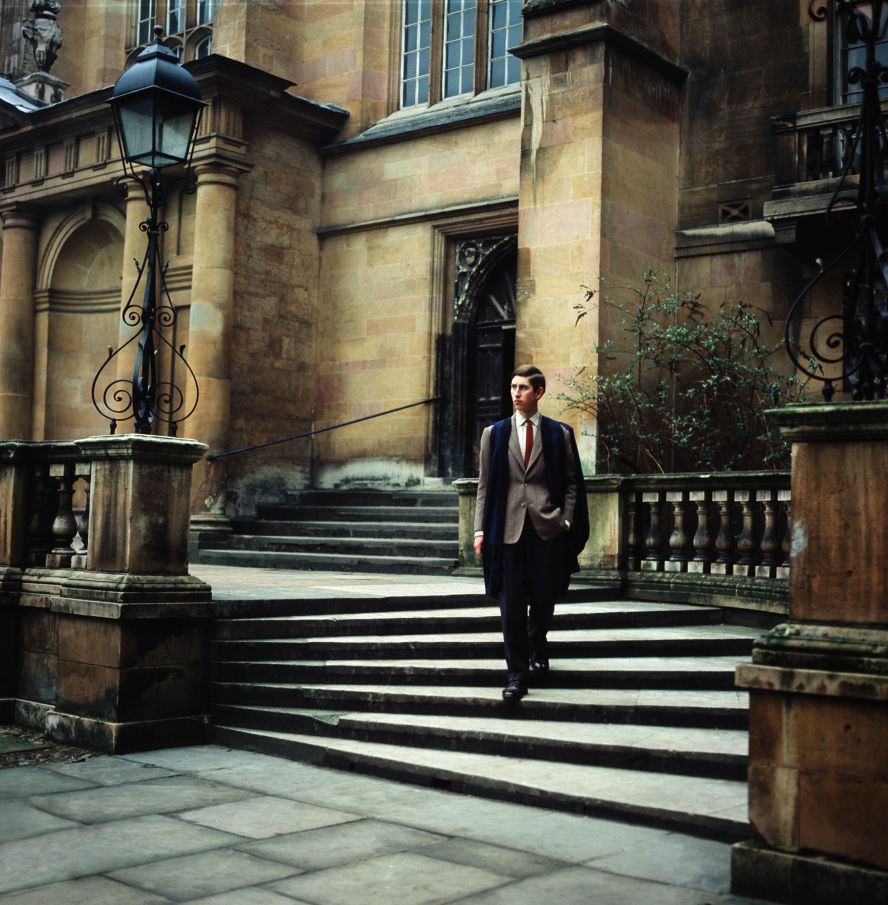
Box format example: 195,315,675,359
474,364,588,701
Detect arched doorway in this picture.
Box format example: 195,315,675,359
435,235,517,477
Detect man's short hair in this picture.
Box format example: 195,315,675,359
512,364,546,391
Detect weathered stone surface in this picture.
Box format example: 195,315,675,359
78,435,207,575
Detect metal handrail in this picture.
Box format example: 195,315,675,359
206,396,441,462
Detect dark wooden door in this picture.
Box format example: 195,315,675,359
434,240,517,479
468,319,514,474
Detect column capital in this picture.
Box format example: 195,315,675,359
0,204,39,231
192,160,248,190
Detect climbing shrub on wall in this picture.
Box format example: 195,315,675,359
561,272,808,473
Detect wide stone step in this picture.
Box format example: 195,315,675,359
287,490,458,508
196,548,458,575
213,600,726,639
212,625,759,662
223,534,458,558
210,704,748,781
231,519,458,541
211,682,750,729
212,655,744,690
209,724,749,841
256,504,458,524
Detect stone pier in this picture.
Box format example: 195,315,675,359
732,402,888,904
3,434,213,752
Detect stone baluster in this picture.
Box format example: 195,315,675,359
711,489,734,575
665,491,689,572
756,488,780,579
46,461,77,568
641,491,664,571
688,490,713,574
777,488,792,579
71,461,91,570
625,492,641,571
734,489,759,577
27,463,55,566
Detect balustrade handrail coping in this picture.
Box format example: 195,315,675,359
0,440,79,463
771,98,888,131
452,470,790,494
0,436,206,466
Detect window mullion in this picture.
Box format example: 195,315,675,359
429,0,444,105
475,0,489,95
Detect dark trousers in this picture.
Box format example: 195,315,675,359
498,517,566,682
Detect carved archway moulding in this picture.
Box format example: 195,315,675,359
36,199,125,292
453,234,517,325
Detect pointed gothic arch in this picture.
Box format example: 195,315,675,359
435,234,517,478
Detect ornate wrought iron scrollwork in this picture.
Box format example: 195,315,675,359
91,166,199,435
786,0,888,400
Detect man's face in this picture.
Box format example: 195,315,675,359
511,377,544,416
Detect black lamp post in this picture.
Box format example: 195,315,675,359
786,1,888,400
92,27,206,435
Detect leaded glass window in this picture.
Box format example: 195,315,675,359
443,0,477,98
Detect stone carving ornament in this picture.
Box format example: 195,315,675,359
453,236,516,324
22,0,63,74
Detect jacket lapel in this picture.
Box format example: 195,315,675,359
509,417,523,468
525,423,543,472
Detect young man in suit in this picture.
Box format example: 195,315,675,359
473,364,588,701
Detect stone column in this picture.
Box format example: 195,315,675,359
732,402,888,904
0,206,39,440
186,162,241,519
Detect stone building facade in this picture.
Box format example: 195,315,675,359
0,0,861,518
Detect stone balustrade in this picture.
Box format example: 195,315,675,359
454,470,791,605
772,100,888,190
622,472,791,579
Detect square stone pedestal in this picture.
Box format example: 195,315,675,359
5,434,215,753
731,403,888,904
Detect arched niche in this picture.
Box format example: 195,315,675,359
36,204,124,440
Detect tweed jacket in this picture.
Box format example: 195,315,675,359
474,415,580,545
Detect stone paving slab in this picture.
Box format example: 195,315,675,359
440,864,722,905
0,800,80,843
0,876,171,904
237,819,446,871
29,775,257,824
0,814,242,895
107,849,301,901
187,891,307,905
266,851,509,905
0,765,97,801
0,745,776,905
178,794,361,838
43,756,177,787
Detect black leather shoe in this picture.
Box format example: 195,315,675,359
530,657,550,672
502,680,527,702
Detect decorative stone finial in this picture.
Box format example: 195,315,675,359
21,0,63,75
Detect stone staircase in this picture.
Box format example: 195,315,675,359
195,490,459,575
209,588,763,841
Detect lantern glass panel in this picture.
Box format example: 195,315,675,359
117,95,156,165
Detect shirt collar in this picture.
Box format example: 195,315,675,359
514,411,541,429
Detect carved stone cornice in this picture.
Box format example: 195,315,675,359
511,22,688,84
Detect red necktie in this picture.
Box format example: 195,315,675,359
524,419,533,470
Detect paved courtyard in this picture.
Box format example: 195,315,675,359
0,743,774,904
